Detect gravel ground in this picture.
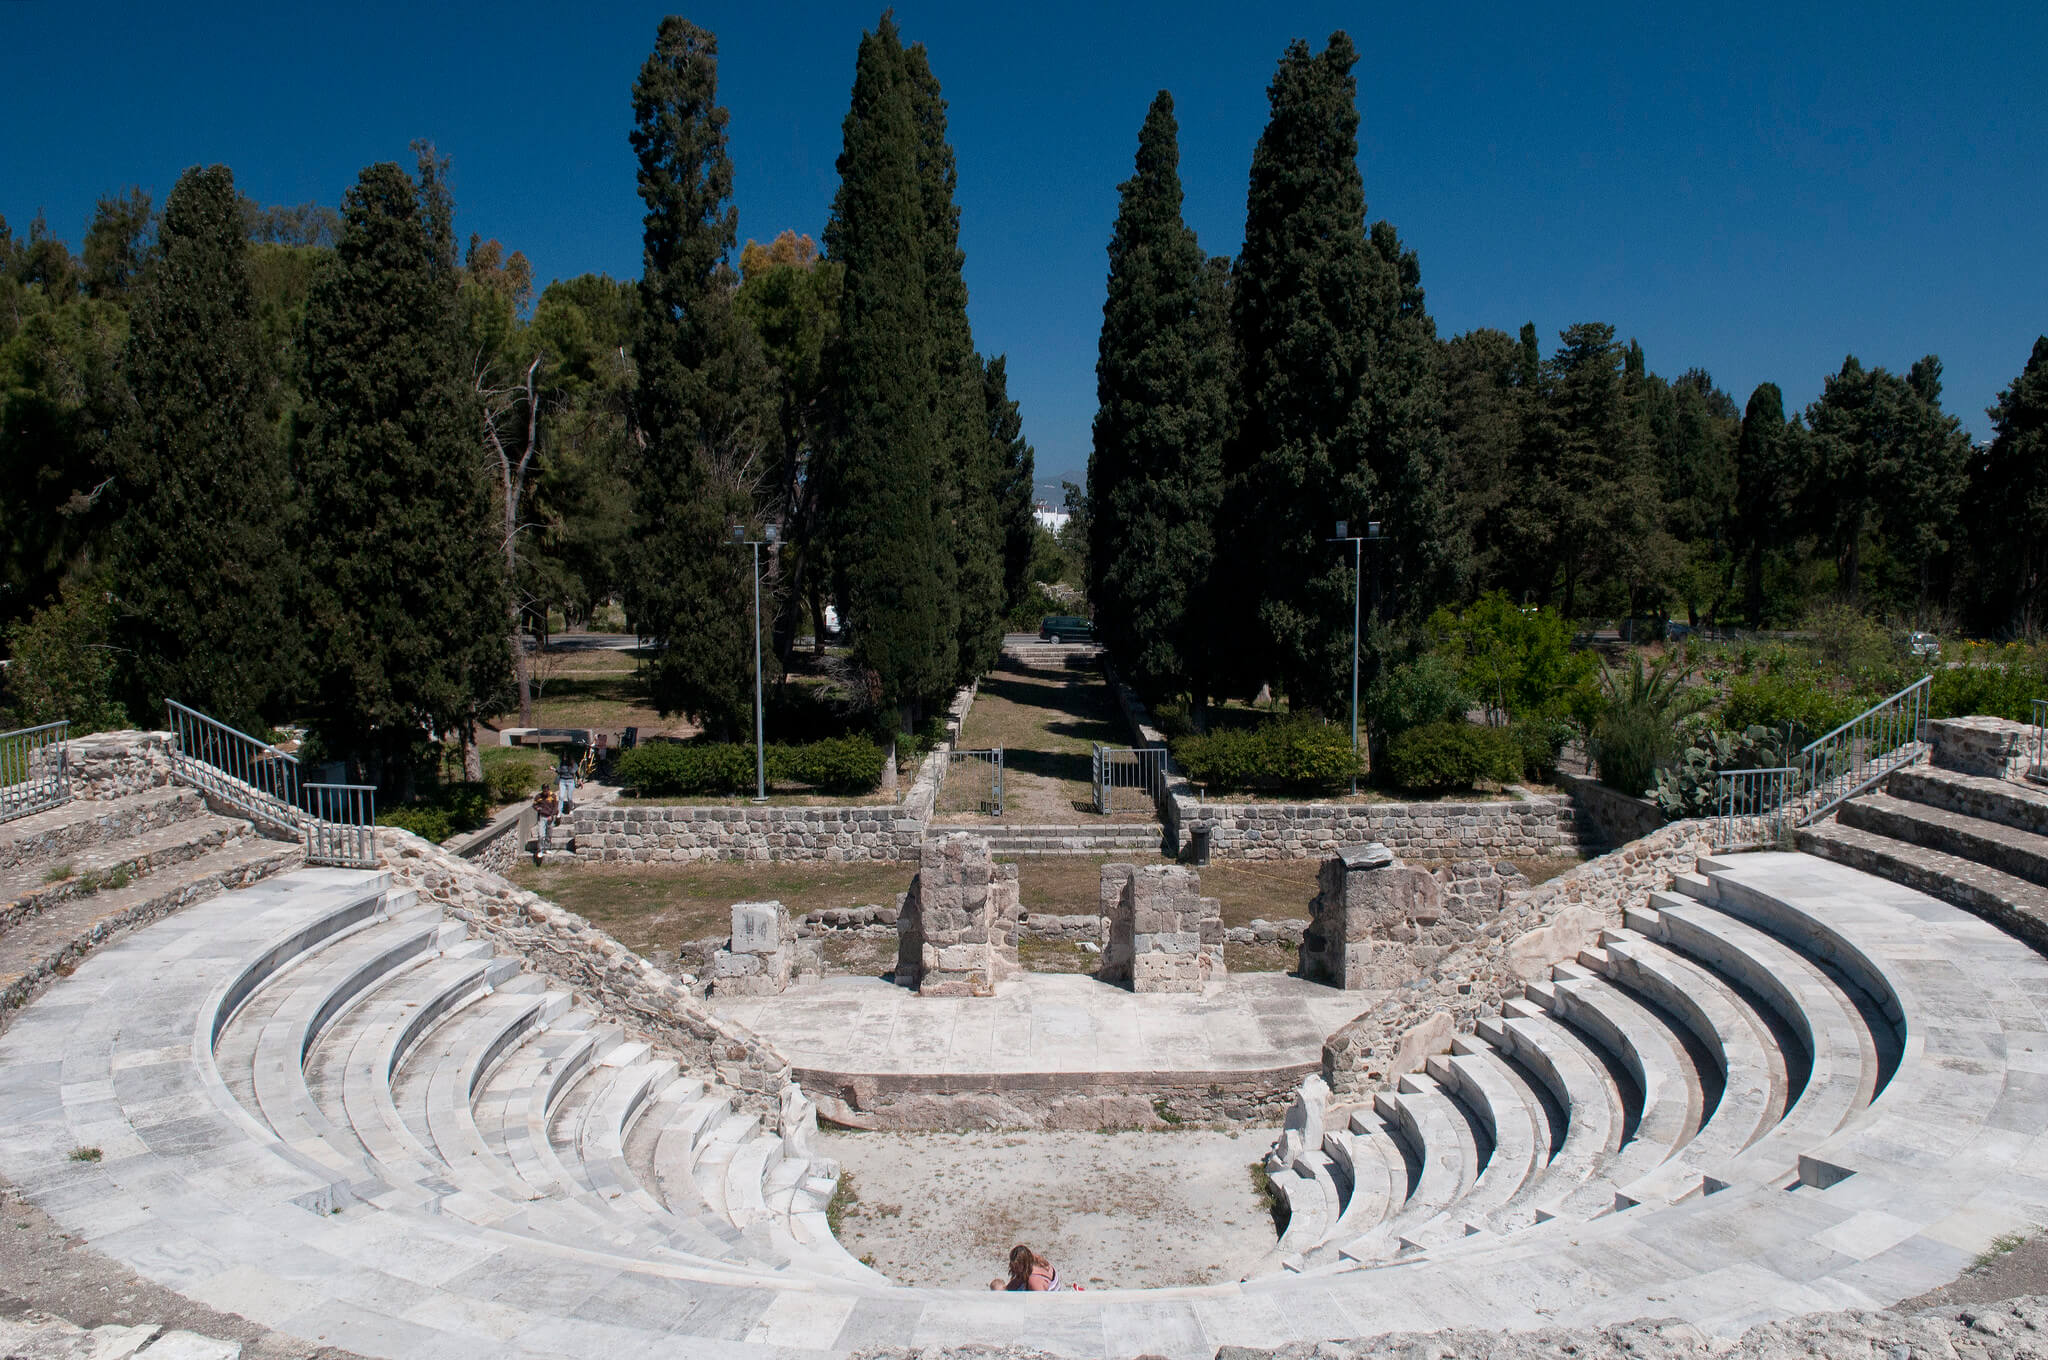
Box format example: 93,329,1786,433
818,1128,1281,1289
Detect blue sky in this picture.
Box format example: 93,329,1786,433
6,1,2044,476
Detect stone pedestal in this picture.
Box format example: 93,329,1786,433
895,833,1020,996
1099,863,1225,993
1300,842,1446,990
1930,716,2031,778
709,900,794,996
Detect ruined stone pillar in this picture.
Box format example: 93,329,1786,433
1099,863,1225,993
1300,842,1444,989
895,832,1020,996
709,900,794,996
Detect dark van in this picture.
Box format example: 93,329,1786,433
1039,616,1094,643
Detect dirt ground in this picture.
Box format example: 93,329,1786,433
953,658,1136,821
818,1128,1281,1289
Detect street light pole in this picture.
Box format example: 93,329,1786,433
731,522,778,803
1328,519,1381,795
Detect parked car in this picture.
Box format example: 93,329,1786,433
1039,615,1094,644
1904,631,1941,660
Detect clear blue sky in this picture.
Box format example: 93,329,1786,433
6,1,2044,475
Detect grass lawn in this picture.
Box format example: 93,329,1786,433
506,860,915,956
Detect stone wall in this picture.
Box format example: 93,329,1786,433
1320,820,1714,1098
1177,790,1580,863
373,827,792,1111
894,832,1020,995
1930,715,2036,779
567,681,979,863
449,805,529,875
62,730,175,801
802,1065,1304,1131
1555,770,1664,847
1099,863,1224,991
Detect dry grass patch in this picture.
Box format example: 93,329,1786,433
507,860,915,956
958,660,1132,820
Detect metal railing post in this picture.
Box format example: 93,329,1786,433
0,720,72,823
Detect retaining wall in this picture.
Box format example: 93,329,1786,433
1555,770,1664,847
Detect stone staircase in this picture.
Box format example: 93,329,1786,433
0,784,302,1017
1798,762,2048,952
977,822,1166,856
4,849,2048,1355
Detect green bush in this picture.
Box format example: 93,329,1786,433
1364,654,1468,738
1720,671,1868,736
485,760,540,802
376,781,490,844
1171,717,1360,793
1930,652,2047,721
1591,706,1669,799
616,736,886,797
768,735,886,793
1381,721,1522,793
1651,725,1802,821
1511,720,1574,783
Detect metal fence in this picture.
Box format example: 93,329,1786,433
2034,699,2047,783
1092,744,1169,816
166,699,303,832
0,720,70,823
1714,766,1796,850
937,748,1004,816
303,783,379,868
1797,674,1930,823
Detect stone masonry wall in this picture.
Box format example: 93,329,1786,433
374,827,792,1111
1099,863,1224,992
1320,820,1714,1098
895,832,1021,995
63,730,175,801
568,681,978,863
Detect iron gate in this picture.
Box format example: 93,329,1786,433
1092,744,1168,815
939,748,1004,815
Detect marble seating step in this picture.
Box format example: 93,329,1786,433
1337,1074,1479,1261
1479,1004,1622,1227
1799,817,2048,955
0,784,206,876
1887,763,2048,837
1540,966,1702,1175
0,807,246,927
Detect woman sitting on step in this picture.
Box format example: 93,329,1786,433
991,1245,1071,1291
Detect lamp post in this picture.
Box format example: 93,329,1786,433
730,522,778,803
1328,519,1381,794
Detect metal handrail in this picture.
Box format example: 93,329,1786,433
304,782,378,868
165,699,305,834
1714,766,1796,850
1796,674,1930,823
0,719,71,823
2033,699,2047,783
939,748,1004,816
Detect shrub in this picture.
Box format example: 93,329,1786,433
3,574,127,733
1381,721,1521,793
1171,717,1360,793
485,760,540,803
768,735,886,792
1591,706,1669,799
376,781,491,844
1364,654,1467,738
615,741,754,796
1651,725,1801,821
1930,651,2048,721
1510,719,1574,783
1720,670,1869,736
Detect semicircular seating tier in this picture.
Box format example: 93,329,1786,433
3,842,2047,1358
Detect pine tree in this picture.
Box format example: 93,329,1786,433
983,353,1036,614
1968,338,2048,635
821,16,950,719
297,159,509,783
1088,91,1231,700
903,40,995,685
113,164,296,731
624,17,776,738
1219,34,1456,710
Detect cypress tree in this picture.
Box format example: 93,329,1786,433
1220,34,1456,711
903,40,994,685
1734,382,1797,626
112,164,296,731
625,17,776,737
297,160,509,783
822,16,950,720
983,353,1037,614
1088,91,1231,700
1968,338,2048,635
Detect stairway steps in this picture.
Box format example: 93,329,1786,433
0,784,207,875
1889,764,2048,838
1543,967,1702,1184
1339,1075,1479,1261
1842,790,2048,891
1481,1006,1622,1226
1799,818,2048,955
0,810,251,928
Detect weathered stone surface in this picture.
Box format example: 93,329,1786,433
1931,715,2033,778
1099,863,1223,992
896,833,1019,995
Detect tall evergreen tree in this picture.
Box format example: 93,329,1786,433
1967,337,2048,636
1734,382,1799,626
982,352,1037,614
625,17,776,737
1540,323,1662,617
1219,34,1457,710
297,159,508,783
821,16,950,719
903,40,996,684
1088,91,1231,700
113,164,295,730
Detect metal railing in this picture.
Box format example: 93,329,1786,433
2033,699,2047,783
166,699,304,834
166,699,378,869
937,748,1004,816
1795,674,1930,823
303,783,379,868
0,720,71,823
1093,744,1170,816
1714,766,1796,850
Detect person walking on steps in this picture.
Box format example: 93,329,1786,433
531,786,558,864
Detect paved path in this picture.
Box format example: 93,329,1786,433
707,973,1377,1075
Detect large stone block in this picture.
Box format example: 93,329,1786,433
896,832,1018,995
1100,863,1224,992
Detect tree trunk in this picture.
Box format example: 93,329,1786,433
461,720,483,781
